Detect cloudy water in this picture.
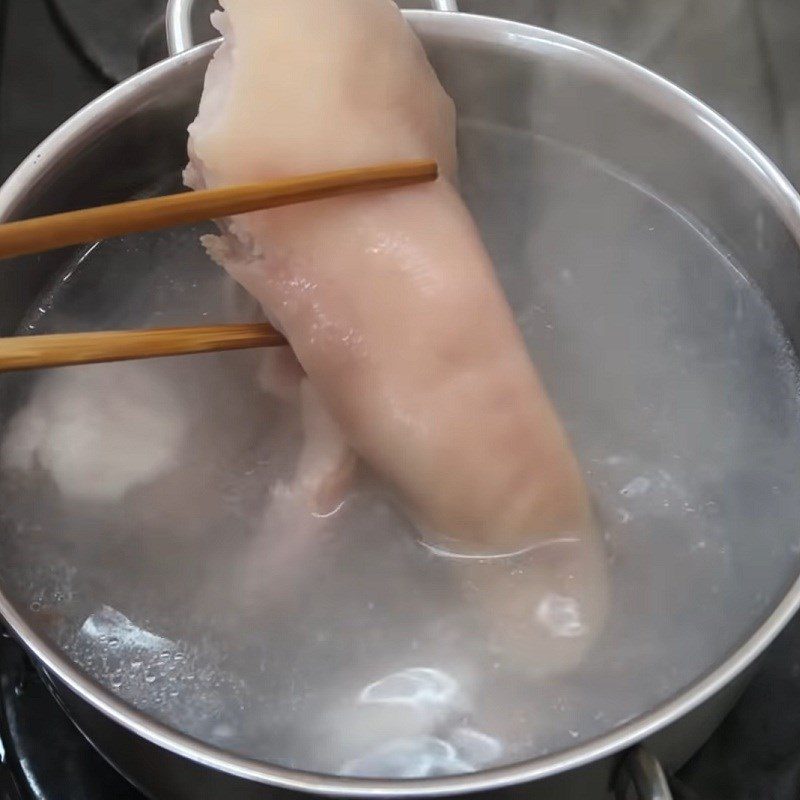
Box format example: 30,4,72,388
0,124,799,776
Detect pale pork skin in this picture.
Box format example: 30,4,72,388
187,0,590,552
187,0,607,673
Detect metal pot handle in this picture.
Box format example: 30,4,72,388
166,0,460,56
615,747,674,800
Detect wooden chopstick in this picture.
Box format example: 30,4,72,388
0,159,438,260
0,159,437,373
0,324,286,373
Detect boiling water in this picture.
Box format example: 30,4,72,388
1,124,800,777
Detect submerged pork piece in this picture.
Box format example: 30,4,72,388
1,362,188,503
187,0,593,556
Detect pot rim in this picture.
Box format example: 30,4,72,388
1,10,800,797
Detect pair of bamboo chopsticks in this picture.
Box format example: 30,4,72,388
0,159,438,373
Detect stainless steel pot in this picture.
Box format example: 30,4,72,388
1,3,800,799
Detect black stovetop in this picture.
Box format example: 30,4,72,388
0,632,144,799
3,1,800,798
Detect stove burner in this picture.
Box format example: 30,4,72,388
0,633,144,799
